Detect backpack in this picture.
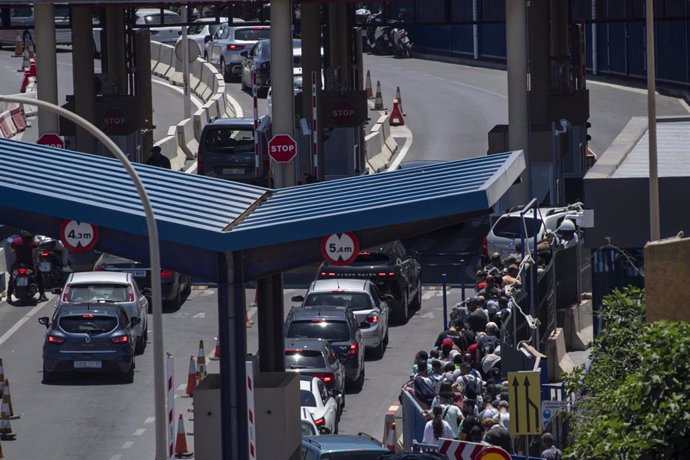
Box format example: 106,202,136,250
481,335,500,358
462,374,480,399
413,376,437,406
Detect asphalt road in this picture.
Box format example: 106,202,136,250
0,48,689,459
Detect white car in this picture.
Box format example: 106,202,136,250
484,203,584,259
93,9,183,55
0,6,72,48
176,17,227,55
54,271,149,354
300,407,320,436
204,22,270,82
300,376,339,435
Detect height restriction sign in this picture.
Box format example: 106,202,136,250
320,232,359,266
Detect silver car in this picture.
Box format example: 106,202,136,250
204,23,270,81
293,279,390,358
54,272,149,355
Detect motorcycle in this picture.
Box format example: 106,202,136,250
11,263,38,304
34,235,70,289
391,26,413,58
364,12,393,55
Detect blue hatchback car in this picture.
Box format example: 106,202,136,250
301,434,389,460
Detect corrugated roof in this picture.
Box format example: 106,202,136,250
613,121,690,178
0,138,524,253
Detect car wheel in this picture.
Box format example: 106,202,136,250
383,329,389,347
374,338,385,359
135,327,147,354
42,365,56,384
353,365,365,392
241,74,248,92
123,361,135,384
393,294,409,325
220,58,230,82
334,419,339,434
411,282,422,311
182,276,192,297
164,288,182,312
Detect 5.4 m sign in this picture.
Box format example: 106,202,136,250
320,232,359,266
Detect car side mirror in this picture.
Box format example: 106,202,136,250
51,287,62,295
291,295,304,302
130,317,141,327
240,50,248,57
38,316,50,328
319,426,331,435
204,34,212,43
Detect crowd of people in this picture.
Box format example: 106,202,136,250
402,250,563,458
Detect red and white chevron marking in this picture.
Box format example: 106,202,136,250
166,355,175,459
438,439,485,460
246,361,256,459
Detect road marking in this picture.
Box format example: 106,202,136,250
109,455,123,460
679,98,690,114
144,417,155,424
0,300,52,347
422,291,435,300
121,441,134,449
448,79,507,99
193,312,205,319
385,126,414,171
132,428,146,436
588,79,648,95
420,312,434,319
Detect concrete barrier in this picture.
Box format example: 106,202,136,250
203,101,219,121
193,108,209,141
153,135,186,171
557,299,593,352
155,45,174,78
150,42,163,74
365,131,386,172
176,118,198,160
190,59,203,94
224,94,237,118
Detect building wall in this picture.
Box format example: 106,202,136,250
645,235,690,322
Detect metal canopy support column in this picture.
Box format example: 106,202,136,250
217,252,248,460
257,275,285,372
34,3,58,134
72,6,97,153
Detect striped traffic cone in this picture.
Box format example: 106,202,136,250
174,413,193,458
0,397,16,440
2,381,17,420
365,70,373,98
196,340,207,381
210,337,220,361
13,34,23,57
395,86,406,115
184,356,196,398
386,422,396,451
374,81,384,110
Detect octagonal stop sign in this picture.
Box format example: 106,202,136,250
331,99,356,127
268,134,297,163
36,133,64,149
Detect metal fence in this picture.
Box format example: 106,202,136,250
400,387,429,451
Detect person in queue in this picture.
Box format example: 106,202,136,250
422,405,455,445
7,230,47,302
146,145,171,169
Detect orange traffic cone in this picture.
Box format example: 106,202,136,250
365,70,373,98
174,413,193,458
13,34,23,57
210,337,220,361
0,396,16,441
3,381,17,420
386,422,396,452
184,356,197,398
196,340,207,381
389,99,405,126
374,81,384,110
18,48,28,72
395,86,406,115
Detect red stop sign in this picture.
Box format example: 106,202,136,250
37,133,64,149
103,108,127,135
332,99,356,127
268,134,297,163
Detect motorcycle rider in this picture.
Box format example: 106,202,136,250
7,230,48,302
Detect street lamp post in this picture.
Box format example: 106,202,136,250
0,95,167,460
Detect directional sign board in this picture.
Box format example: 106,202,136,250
542,400,567,427
59,220,99,253
320,232,359,266
267,134,297,163
37,133,64,149
508,371,542,435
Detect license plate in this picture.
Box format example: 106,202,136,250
74,361,102,369
133,270,147,278
38,261,51,272
401,36,410,44
222,168,245,175
16,277,28,287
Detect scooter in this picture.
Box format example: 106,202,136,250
391,26,413,58
364,12,393,55
34,235,70,289
11,264,38,304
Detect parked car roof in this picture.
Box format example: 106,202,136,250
289,305,353,321
303,433,387,451
68,271,130,284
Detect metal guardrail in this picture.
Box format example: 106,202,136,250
400,388,428,451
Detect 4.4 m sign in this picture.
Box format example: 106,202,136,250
267,134,297,163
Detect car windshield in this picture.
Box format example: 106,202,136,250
235,28,270,41
350,252,391,264
300,390,316,406
203,127,254,153
322,452,388,460
304,293,372,311
287,321,351,342
492,216,541,239
285,350,325,368
300,421,317,436
67,284,129,303
59,315,118,334
187,24,206,34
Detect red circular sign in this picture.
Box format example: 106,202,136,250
103,108,127,135
268,134,297,163
59,220,100,253
37,133,64,149
331,99,356,127
320,232,359,266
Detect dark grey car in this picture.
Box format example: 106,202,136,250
285,338,346,416
284,305,366,391
38,305,138,384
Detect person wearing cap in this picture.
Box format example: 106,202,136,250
541,432,563,460
474,270,487,292
146,145,171,169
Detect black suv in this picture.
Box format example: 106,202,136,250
38,304,138,383
284,306,365,391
